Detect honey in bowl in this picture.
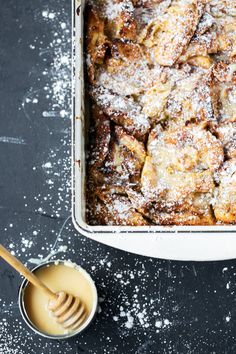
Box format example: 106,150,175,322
23,261,96,336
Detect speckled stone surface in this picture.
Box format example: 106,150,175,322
1,1,236,353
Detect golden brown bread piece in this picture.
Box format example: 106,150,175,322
139,125,223,224
91,85,150,139
88,187,149,225
165,68,218,128
178,11,219,68
103,126,146,185
96,47,164,96
88,105,111,185
105,41,143,74
213,62,236,123
214,159,236,224
208,0,236,18
88,115,146,188
141,83,172,122
216,122,236,159
105,0,137,40
86,8,108,82
138,0,202,66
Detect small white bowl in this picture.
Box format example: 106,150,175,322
18,260,98,340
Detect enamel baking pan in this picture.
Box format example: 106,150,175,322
72,0,236,261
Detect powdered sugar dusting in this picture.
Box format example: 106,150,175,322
105,0,134,20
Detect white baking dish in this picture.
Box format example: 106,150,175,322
72,0,236,261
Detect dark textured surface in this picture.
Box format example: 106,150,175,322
1,1,236,353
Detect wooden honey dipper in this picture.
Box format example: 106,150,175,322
0,244,87,331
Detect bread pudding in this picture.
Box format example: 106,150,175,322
85,0,236,225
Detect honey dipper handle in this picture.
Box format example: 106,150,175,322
0,244,57,300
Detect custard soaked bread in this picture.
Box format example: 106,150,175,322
85,0,236,225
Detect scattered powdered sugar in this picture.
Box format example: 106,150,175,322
42,10,56,19
105,267,174,333
0,307,27,354
1,3,72,335
29,107,71,220
22,7,71,120
42,161,52,169
0,137,26,145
